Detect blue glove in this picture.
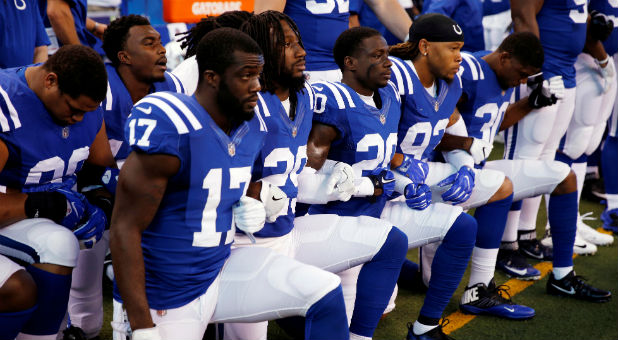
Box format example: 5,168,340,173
101,167,120,195
369,167,396,197
394,155,429,184
437,166,475,204
73,200,107,249
404,183,432,210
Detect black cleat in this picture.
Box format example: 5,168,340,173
62,326,88,340
459,279,535,319
547,270,612,302
407,320,455,340
518,231,553,260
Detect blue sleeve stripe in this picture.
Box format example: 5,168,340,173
152,93,202,131
104,81,113,110
136,97,189,134
0,85,21,132
332,82,356,108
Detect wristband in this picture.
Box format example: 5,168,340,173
25,191,67,223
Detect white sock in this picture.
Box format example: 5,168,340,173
519,196,543,232
606,194,618,211
413,321,438,335
350,333,372,340
572,161,587,203
468,247,499,286
553,266,573,280
502,210,520,242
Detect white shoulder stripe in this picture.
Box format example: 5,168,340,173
151,92,202,131
461,53,479,80
389,57,413,95
136,97,189,134
304,82,315,110
0,85,21,131
256,92,271,117
253,102,267,132
315,81,346,109
166,72,184,94
332,82,356,108
105,81,113,110
387,81,400,102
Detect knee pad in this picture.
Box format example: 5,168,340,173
36,222,80,267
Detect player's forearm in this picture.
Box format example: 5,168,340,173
510,0,541,37
33,46,48,63
47,4,81,45
365,0,412,41
0,192,28,229
110,228,154,330
436,134,473,152
584,40,609,63
500,98,533,131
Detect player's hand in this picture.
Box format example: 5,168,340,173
325,162,356,201
590,10,614,41
394,155,429,184
404,183,432,210
368,167,396,197
597,56,616,93
437,166,475,204
73,200,106,249
259,180,288,223
233,196,266,237
469,138,493,164
527,74,557,109
101,167,120,195
53,187,88,230
548,75,565,99
132,326,163,340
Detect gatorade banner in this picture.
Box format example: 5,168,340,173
162,0,254,22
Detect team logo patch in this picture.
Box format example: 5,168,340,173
453,25,463,35
62,127,70,139
380,114,386,125
292,126,298,137
228,143,236,156
434,102,439,112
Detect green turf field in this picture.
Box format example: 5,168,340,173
99,144,617,340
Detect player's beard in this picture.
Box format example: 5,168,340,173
279,69,307,94
217,80,255,125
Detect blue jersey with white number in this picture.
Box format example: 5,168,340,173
458,51,513,147
251,84,315,237
308,81,400,218
537,0,588,88
0,66,102,190
114,91,266,309
101,64,185,164
590,0,618,55
389,56,462,161
285,0,349,71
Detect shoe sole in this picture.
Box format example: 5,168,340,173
459,306,535,320
503,273,541,281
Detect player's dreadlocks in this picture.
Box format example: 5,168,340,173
241,11,306,95
389,41,420,62
178,11,253,59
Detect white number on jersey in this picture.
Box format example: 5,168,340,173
570,0,588,24
353,133,398,174
400,119,449,160
25,146,90,185
474,102,509,144
128,118,158,147
306,0,349,15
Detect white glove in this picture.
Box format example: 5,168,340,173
132,326,162,340
259,180,288,223
548,75,565,99
324,162,356,202
233,196,266,241
469,138,493,164
597,57,616,93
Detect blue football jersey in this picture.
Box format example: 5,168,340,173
0,66,102,190
250,84,315,237
537,0,588,88
284,0,350,71
590,0,618,55
0,0,50,68
458,51,514,146
389,56,462,161
101,64,186,164
113,91,266,310
483,0,510,16
308,81,400,218
422,0,485,52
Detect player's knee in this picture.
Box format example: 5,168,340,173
375,227,408,261
38,224,80,268
491,176,513,201
443,213,477,249
553,170,577,195
0,270,37,312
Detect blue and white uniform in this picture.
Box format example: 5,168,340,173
102,64,186,164
0,0,50,68
422,0,485,52
111,91,347,340
0,65,100,338
284,0,348,81
482,0,511,51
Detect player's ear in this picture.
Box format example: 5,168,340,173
202,70,219,88
499,51,511,66
117,51,130,65
44,72,59,89
419,39,429,56
344,55,356,71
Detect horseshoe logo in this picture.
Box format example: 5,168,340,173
14,0,26,10
453,25,463,35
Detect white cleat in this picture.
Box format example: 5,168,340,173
577,212,614,246
541,230,598,256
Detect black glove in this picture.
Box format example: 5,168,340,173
590,10,614,41
24,191,67,223
527,74,557,109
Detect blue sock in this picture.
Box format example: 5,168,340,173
474,193,513,248
0,305,37,340
419,213,477,319
20,266,72,336
602,136,618,195
350,227,407,337
398,259,420,288
555,152,574,166
548,191,578,267
510,200,522,211
304,285,349,340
